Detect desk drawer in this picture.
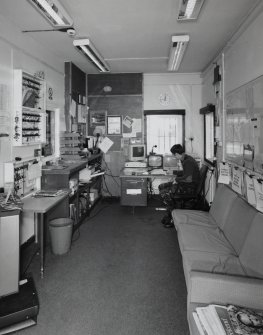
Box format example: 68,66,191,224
121,178,147,206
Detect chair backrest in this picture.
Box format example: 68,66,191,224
195,164,209,196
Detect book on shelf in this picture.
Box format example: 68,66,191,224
193,304,263,335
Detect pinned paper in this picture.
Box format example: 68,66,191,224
70,99,77,118
244,174,256,207
218,163,230,184
132,118,141,133
231,167,243,195
98,136,114,153
123,116,133,129
253,179,263,213
27,162,41,181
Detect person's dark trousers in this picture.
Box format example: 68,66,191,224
159,182,177,228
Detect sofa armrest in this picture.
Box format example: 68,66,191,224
188,271,263,309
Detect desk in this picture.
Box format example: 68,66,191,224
120,169,177,206
22,192,69,278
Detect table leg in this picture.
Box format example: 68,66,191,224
34,212,38,244
39,213,44,278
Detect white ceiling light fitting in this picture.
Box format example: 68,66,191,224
177,0,205,21
168,35,190,71
73,39,110,73
27,0,73,28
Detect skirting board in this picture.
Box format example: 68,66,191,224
0,318,36,335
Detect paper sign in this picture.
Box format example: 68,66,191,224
253,179,263,213
98,136,114,153
231,167,243,195
126,189,142,195
244,174,256,207
218,163,230,184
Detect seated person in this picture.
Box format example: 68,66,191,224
159,144,200,228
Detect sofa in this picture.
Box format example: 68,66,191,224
171,184,263,335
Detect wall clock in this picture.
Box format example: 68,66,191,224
159,92,170,106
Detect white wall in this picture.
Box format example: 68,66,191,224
0,14,66,243
202,4,263,152
201,3,263,202
0,13,65,165
224,10,263,94
144,73,204,158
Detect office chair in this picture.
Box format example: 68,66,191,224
172,164,209,210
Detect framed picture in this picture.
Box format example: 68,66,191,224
89,110,107,128
107,115,122,135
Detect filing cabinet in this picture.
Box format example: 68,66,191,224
120,176,147,206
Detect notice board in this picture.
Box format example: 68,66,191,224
226,75,263,174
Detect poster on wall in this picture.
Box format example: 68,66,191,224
107,115,122,135
122,117,142,138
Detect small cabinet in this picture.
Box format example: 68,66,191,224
121,176,147,206
13,70,46,146
0,211,20,297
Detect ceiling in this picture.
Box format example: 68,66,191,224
0,0,261,74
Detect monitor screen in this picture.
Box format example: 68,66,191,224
148,155,163,168
163,155,179,171
129,144,146,161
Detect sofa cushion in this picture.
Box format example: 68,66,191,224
223,197,257,254
209,185,238,229
177,224,236,255
172,209,214,230
239,213,263,279
182,251,246,290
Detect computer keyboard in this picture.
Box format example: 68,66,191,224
123,167,148,175
149,169,167,175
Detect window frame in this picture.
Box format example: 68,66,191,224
143,110,185,155
200,104,216,166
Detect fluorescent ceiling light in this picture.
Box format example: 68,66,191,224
178,0,205,21
73,39,110,73
168,35,190,71
27,0,73,27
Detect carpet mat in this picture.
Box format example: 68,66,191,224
20,202,188,335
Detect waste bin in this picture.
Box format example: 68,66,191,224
48,218,73,255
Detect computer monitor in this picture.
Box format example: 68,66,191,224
128,144,146,161
163,154,179,171
147,154,163,169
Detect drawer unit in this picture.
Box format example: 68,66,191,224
121,177,147,206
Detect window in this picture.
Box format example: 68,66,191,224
41,109,60,158
144,110,185,155
42,110,54,156
200,104,216,165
